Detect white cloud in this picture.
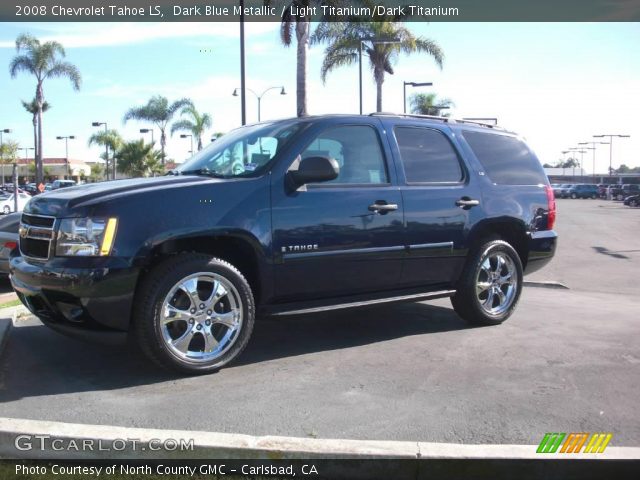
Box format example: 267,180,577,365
0,22,279,49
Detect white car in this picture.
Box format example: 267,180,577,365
0,193,31,214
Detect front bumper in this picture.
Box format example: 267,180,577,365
10,256,140,344
525,230,558,274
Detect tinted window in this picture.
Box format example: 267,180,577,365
462,130,547,185
394,127,463,183
302,125,388,185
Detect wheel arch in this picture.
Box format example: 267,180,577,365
134,229,269,307
467,219,529,269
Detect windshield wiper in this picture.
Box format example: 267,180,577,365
178,168,227,178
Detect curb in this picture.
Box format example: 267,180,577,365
0,417,639,461
523,280,569,290
0,305,28,358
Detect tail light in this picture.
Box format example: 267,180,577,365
544,185,556,230
4,241,17,250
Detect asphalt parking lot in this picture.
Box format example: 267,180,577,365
0,199,638,446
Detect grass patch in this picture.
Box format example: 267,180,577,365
0,298,21,309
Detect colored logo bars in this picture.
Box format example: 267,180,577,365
537,433,612,454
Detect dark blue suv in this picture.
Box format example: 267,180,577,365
11,114,557,374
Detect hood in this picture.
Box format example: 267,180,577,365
25,175,217,217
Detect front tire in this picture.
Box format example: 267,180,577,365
571,193,577,199
2,206,10,214
133,254,255,374
451,239,523,326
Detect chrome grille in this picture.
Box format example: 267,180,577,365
19,214,55,260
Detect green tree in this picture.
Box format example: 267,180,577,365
115,140,164,178
313,4,444,112
0,140,19,187
409,92,454,116
88,129,123,180
170,104,212,151
89,163,104,182
123,96,193,164
9,34,81,185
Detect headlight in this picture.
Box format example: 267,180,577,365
55,217,118,257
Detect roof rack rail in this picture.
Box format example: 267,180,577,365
368,112,511,132
369,112,451,123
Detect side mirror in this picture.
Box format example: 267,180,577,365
288,156,339,188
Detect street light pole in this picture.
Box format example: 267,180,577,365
239,0,247,125
56,135,75,179
593,134,631,176
92,122,110,180
140,128,154,145
0,128,12,188
403,81,433,114
180,134,194,157
233,86,286,122
578,141,609,177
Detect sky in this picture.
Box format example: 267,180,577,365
0,21,639,173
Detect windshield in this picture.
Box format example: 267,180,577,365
175,120,306,178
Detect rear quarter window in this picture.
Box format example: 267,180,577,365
461,130,547,185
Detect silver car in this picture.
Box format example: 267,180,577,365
0,212,20,275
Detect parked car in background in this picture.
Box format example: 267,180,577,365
51,179,76,190
0,212,20,276
622,184,640,198
597,184,609,198
566,184,598,199
551,184,563,196
22,183,40,196
558,184,574,198
624,194,640,207
0,192,31,214
609,184,624,200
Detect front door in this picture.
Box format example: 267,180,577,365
271,122,404,302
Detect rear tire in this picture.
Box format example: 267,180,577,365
133,254,255,374
571,193,577,199
451,239,523,326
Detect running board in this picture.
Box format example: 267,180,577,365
270,289,456,316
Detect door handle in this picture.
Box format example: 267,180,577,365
455,198,480,208
368,202,398,213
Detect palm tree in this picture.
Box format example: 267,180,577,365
276,1,320,117
115,140,164,178
88,129,123,180
0,140,19,187
123,96,193,165
409,93,454,116
9,34,81,185
313,7,444,112
170,104,212,151
21,98,50,166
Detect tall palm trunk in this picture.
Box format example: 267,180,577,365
32,112,38,183
160,129,166,165
197,137,203,151
35,81,44,185
374,66,384,112
295,20,309,117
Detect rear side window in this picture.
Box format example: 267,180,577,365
462,130,547,185
394,127,463,183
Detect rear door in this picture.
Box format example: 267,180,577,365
383,119,483,287
271,119,405,302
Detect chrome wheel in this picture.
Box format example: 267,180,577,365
476,252,517,316
160,272,243,363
